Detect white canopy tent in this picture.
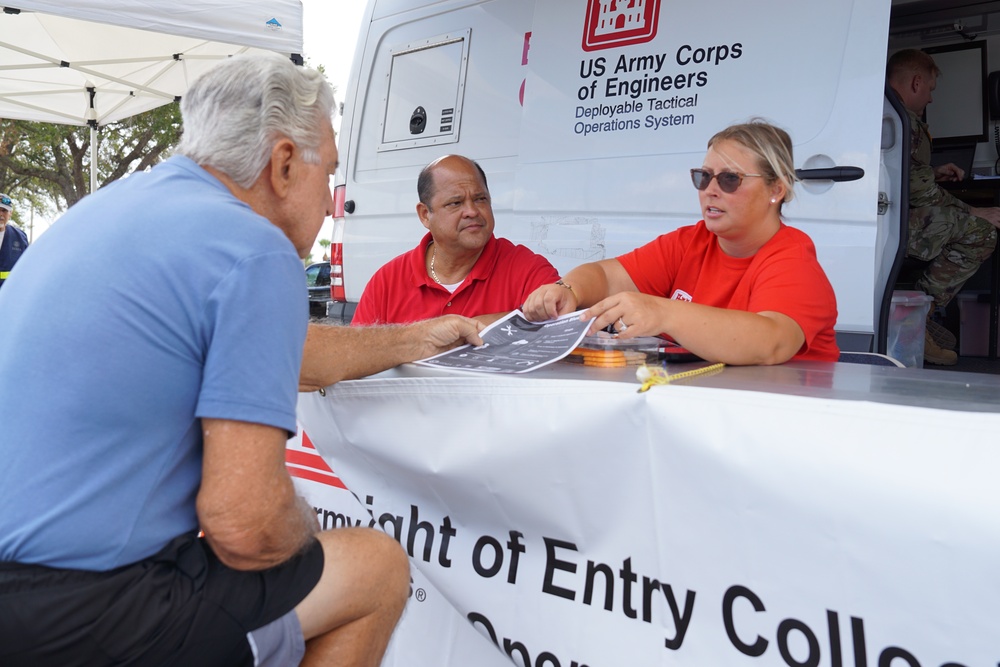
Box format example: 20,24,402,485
0,1,304,192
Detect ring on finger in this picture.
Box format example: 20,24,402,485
617,317,628,332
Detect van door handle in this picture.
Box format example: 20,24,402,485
795,167,865,182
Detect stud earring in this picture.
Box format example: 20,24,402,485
770,198,778,204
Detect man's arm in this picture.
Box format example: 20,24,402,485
198,418,318,570
970,206,1000,229
934,162,964,182
300,315,484,391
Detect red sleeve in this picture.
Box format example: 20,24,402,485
514,248,561,303
617,227,691,297
350,268,387,326
745,233,839,361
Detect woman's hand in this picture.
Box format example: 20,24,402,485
583,292,668,338
585,294,805,365
522,283,578,321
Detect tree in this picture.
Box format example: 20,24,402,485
0,60,330,228
0,102,182,218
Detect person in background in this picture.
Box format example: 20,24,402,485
887,48,1000,366
0,194,28,289
522,119,839,365
0,52,482,667
351,154,560,326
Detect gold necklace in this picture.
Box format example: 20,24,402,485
429,245,442,284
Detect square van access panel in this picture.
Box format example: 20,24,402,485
379,30,470,152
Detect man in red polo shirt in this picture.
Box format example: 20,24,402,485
352,155,559,326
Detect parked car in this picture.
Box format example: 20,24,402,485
305,261,331,318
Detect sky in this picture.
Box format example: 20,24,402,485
27,1,367,253
300,1,367,129
299,0,367,261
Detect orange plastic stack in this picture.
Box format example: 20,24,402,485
563,346,650,368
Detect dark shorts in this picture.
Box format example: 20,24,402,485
0,532,324,667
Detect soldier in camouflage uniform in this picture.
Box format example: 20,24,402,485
888,49,1000,365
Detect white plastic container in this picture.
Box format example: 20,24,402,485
887,291,933,368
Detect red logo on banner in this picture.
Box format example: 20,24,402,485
582,0,660,52
285,430,347,489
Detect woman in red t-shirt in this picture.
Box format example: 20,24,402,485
522,119,839,364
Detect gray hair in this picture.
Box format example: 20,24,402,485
176,52,334,188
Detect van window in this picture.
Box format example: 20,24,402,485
379,30,471,151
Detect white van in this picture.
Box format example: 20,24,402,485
329,0,997,356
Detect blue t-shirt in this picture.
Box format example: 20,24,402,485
0,156,308,570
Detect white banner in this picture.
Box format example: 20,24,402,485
286,431,511,667
293,372,1000,667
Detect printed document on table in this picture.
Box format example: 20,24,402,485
414,310,594,374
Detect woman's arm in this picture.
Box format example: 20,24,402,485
585,291,805,365
522,259,636,321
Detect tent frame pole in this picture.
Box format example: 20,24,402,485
86,85,98,194
90,125,97,194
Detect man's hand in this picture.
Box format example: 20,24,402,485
301,316,484,390
934,162,965,182
412,315,484,359
971,206,1000,229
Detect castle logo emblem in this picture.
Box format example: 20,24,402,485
582,0,660,51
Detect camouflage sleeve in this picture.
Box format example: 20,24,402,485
908,121,972,213
909,164,971,211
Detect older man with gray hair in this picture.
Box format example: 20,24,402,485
0,53,482,666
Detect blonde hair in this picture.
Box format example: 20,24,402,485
708,118,796,205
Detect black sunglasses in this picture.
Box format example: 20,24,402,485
690,168,762,194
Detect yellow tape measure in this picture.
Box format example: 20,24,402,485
635,363,725,393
